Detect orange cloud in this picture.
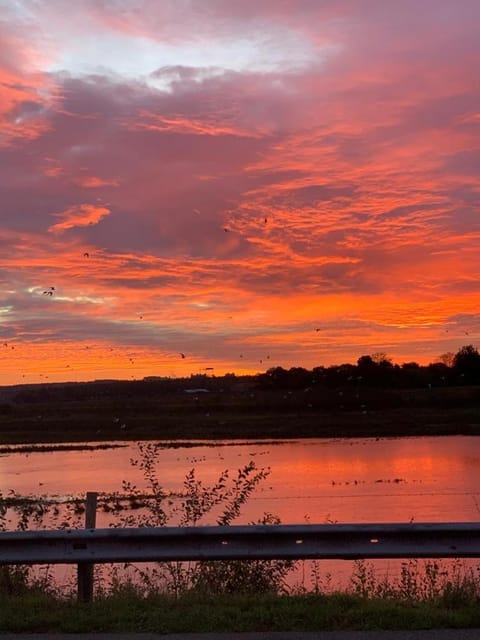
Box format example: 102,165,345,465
49,204,111,233
73,176,119,188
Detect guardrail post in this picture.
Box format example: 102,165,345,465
77,491,97,602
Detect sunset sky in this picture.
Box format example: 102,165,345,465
1,0,479,385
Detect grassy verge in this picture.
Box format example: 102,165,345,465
1,591,480,633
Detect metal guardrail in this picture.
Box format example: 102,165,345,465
1,521,479,601
1,522,480,565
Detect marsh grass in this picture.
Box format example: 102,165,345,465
348,558,480,606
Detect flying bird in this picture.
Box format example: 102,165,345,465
180,352,186,359
83,252,89,258
43,287,55,296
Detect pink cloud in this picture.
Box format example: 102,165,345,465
126,110,268,138
0,10,60,146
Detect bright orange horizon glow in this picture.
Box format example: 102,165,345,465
1,1,479,386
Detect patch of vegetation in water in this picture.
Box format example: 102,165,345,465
0,443,126,454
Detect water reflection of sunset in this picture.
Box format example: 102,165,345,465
2,437,479,526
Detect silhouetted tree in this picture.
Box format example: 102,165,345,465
426,362,450,386
371,352,392,366
357,355,375,370
400,361,424,387
453,345,480,384
438,352,455,368
356,354,395,386
287,367,312,388
256,366,290,389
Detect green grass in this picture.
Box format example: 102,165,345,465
1,591,480,633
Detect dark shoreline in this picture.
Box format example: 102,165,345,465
0,406,479,446
1,381,479,445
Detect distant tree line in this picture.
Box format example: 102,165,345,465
5,344,480,405
255,344,480,390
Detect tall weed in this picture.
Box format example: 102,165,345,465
349,558,480,603
106,442,295,596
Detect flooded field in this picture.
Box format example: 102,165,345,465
3,434,479,525
2,434,479,591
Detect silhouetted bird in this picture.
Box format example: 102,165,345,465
180,352,186,359
83,252,89,258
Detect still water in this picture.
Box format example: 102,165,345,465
2,435,479,526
